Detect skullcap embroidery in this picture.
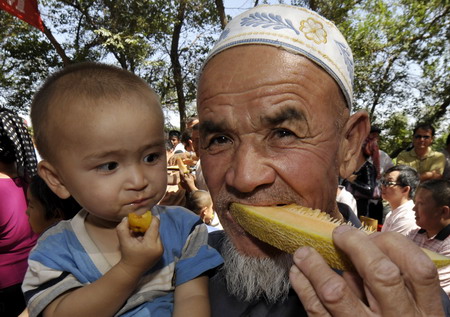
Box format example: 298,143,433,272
202,4,354,109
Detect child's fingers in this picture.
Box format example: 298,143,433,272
144,215,160,241
116,217,130,235
116,217,133,247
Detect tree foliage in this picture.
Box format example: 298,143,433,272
1,0,449,149
1,0,222,130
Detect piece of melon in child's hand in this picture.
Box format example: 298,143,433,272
229,203,450,271
128,211,152,233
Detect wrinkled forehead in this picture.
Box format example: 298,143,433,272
197,45,346,123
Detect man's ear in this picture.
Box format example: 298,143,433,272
38,160,71,199
402,185,411,197
339,111,370,179
441,205,450,220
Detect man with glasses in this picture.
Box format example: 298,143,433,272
397,123,446,182
381,165,420,235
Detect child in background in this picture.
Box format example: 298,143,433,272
186,190,222,232
23,62,223,317
26,174,81,234
19,176,81,317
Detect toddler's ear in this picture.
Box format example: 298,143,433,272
199,206,208,219
38,160,71,199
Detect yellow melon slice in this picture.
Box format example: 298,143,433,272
229,203,450,271
176,158,189,174
128,211,153,233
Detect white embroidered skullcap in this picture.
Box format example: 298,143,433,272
203,4,354,109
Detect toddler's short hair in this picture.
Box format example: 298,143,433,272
31,62,158,160
186,190,212,215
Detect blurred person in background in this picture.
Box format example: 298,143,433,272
397,123,446,182
408,179,450,297
0,109,38,317
381,165,420,235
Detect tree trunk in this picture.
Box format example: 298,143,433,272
215,0,227,29
43,23,71,66
170,0,187,131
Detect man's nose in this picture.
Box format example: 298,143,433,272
225,143,276,193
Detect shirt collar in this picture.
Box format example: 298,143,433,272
418,224,450,240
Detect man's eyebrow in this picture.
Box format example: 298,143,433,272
263,106,307,126
199,120,228,135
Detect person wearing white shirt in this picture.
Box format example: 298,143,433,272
381,165,420,235
336,184,358,217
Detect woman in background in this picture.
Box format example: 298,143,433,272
0,109,38,317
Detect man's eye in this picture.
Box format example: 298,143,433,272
205,135,231,148
144,153,160,163
273,128,296,138
97,162,118,171
212,136,230,145
202,135,232,153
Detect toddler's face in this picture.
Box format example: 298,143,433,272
48,92,167,225
26,188,60,234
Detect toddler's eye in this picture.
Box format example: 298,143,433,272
144,153,159,163
97,162,118,171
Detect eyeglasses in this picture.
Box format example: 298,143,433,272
380,180,402,187
414,135,431,140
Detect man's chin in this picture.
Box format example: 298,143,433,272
221,235,293,303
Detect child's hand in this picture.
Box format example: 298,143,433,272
116,216,164,277
179,172,197,192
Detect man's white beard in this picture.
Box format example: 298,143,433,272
221,235,293,303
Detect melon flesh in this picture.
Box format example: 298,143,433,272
229,203,450,271
128,211,153,233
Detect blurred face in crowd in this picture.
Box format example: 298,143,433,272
413,188,442,234
170,136,180,147
381,171,408,207
413,128,433,151
25,188,61,234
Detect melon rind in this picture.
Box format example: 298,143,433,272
229,203,450,271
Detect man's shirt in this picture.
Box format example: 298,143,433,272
397,148,446,175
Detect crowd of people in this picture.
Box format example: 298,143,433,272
1,3,450,317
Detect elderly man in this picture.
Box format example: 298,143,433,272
197,4,449,316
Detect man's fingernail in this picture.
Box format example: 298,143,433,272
290,264,300,274
294,247,310,261
334,225,353,234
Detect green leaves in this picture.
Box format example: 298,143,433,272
1,0,448,141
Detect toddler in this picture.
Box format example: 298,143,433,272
23,62,223,317
186,190,222,232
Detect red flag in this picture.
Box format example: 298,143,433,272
1,0,44,32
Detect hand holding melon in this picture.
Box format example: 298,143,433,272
230,203,450,270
